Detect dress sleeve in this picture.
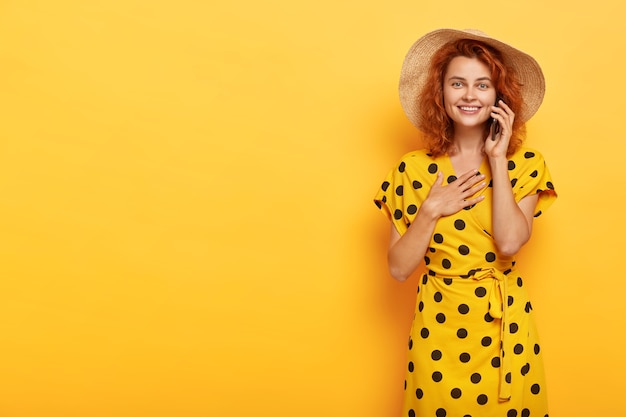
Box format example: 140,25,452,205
373,153,428,235
510,149,557,218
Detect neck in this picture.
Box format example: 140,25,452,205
450,125,486,155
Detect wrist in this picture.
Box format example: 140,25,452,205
419,200,441,222
488,155,509,169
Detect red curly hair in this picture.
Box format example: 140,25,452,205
418,39,526,157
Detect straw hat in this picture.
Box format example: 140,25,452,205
399,29,545,129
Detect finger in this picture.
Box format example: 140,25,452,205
497,99,514,114
491,102,505,116
461,179,487,196
457,170,485,188
490,110,505,126
429,171,444,192
455,168,481,184
435,171,444,186
493,102,515,127
462,195,485,208
464,175,487,192
492,106,514,126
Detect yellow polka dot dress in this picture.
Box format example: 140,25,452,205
374,147,557,417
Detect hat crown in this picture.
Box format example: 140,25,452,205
461,29,489,37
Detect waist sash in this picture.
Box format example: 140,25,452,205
428,267,512,401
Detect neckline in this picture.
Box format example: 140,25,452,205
445,153,489,179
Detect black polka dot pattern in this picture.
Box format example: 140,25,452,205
491,357,501,368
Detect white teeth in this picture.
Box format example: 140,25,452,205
460,106,479,111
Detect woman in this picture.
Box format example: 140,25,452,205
374,29,557,417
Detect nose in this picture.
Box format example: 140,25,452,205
462,87,476,101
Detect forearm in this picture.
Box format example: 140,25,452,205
388,206,439,281
489,157,531,256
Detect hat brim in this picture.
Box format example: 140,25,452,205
399,29,545,129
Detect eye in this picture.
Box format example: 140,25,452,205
478,83,489,89
452,81,463,88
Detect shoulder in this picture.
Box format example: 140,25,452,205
395,148,438,170
508,146,548,170
509,146,546,163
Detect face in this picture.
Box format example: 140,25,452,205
442,56,497,129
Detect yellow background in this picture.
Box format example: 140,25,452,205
0,1,623,416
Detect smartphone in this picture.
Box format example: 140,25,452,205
490,98,501,141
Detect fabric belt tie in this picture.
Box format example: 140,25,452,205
472,268,511,401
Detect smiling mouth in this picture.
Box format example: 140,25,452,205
459,106,480,111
